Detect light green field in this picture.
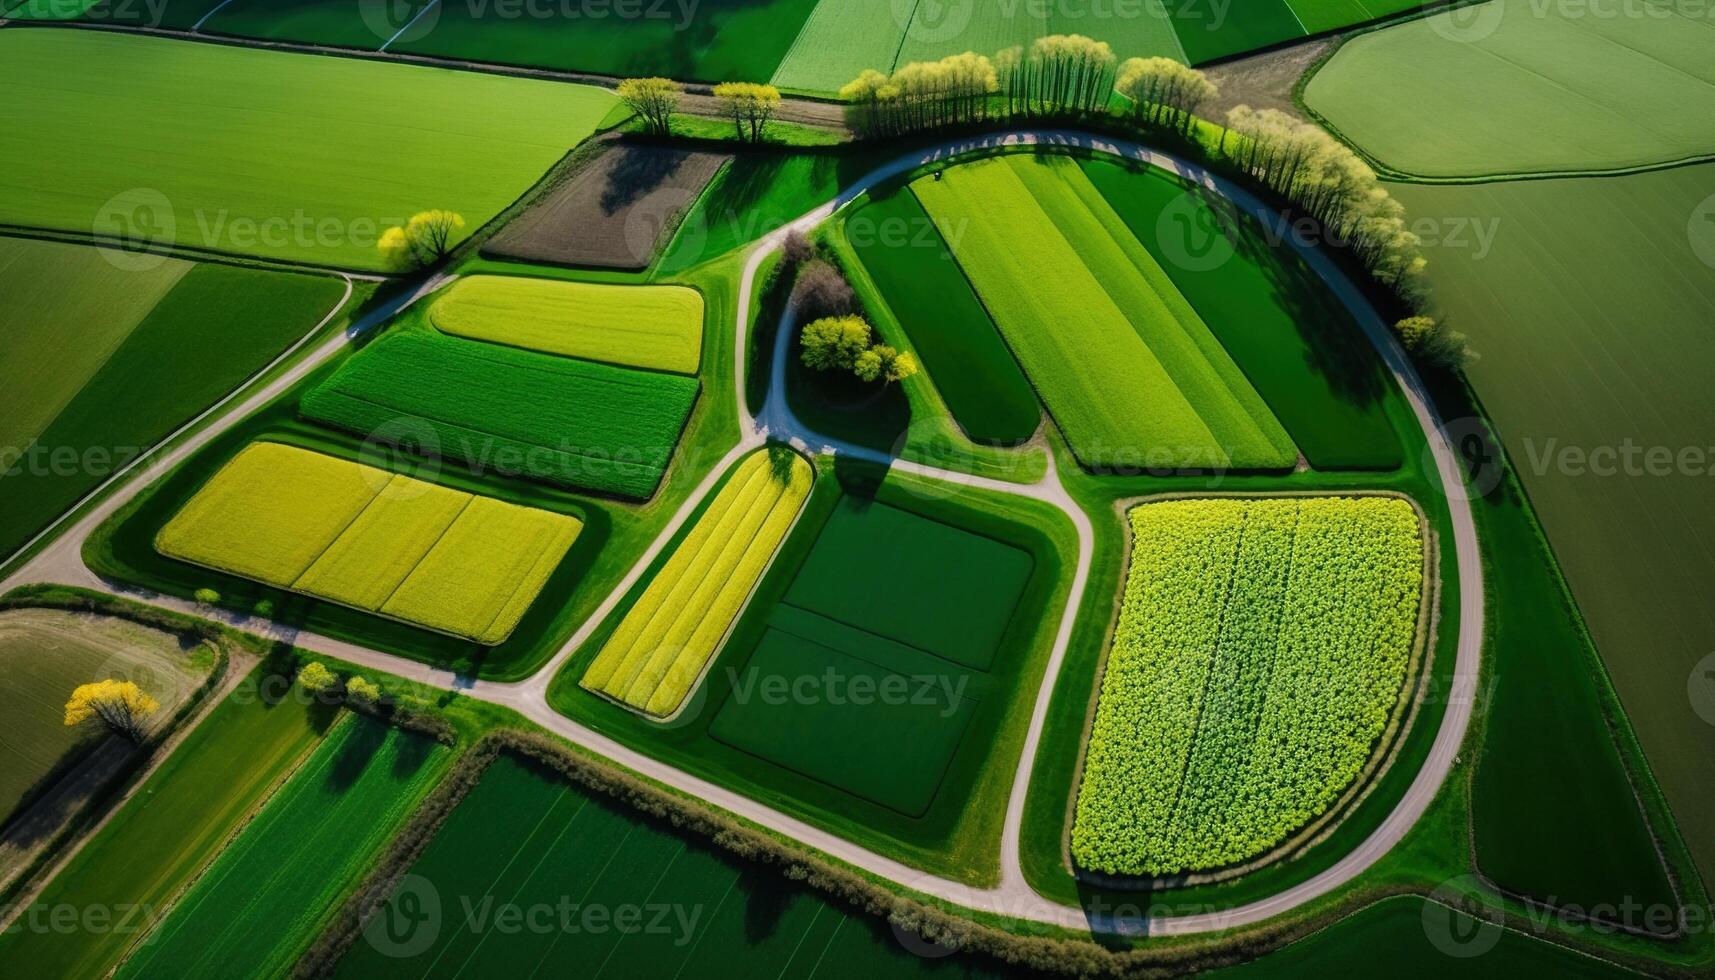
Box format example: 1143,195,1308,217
1304,0,1715,176
157,443,581,644
1391,165,1715,888
0,609,208,823
770,0,905,93
0,237,189,464
913,153,1294,470
428,275,705,374
0,30,617,269
582,449,813,718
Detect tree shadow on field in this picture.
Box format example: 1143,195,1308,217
326,713,386,791
600,146,689,215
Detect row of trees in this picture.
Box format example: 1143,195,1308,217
617,76,782,143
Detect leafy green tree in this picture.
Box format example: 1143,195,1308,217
712,82,782,142
345,676,381,705
1116,58,1217,134
193,587,221,607
617,77,681,137
854,345,919,384
297,661,337,694
379,209,466,271
800,315,872,371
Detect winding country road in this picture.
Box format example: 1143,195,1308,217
0,131,1483,937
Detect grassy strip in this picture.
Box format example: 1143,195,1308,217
428,275,705,375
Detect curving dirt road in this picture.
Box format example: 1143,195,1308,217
0,131,1483,938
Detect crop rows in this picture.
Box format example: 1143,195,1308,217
1071,497,1422,876
157,442,581,644
300,330,699,499
582,449,812,717
429,275,705,375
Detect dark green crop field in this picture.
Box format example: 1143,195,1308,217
845,189,1041,445
117,714,449,980
300,330,699,500
1078,157,1404,471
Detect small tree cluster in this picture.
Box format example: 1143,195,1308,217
297,661,338,694
712,82,782,142
791,259,855,320
1222,106,1426,293
1393,315,1470,367
839,52,998,138
616,77,681,137
800,315,918,385
378,209,466,271
1115,57,1216,135
64,679,159,744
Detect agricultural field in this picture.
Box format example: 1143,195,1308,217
332,752,1039,979
1072,497,1424,876
389,0,821,81
0,609,209,824
0,236,348,561
0,30,617,269
300,329,700,499
1392,165,1715,890
482,144,732,271
0,660,334,979
845,189,1041,445
583,448,813,717
428,275,705,373
914,152,1296,471
196,0,433,48
709,492,1034,816
1075,157,1403,470
157,443,581,644
0,0,220,23
116,714,448,979
1304,0,1715,177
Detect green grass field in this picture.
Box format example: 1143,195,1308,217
0,660,335,979
1076,157,1404,470
5,0,220,23
332,752,1051,978
0,245,348,561
1304,0,1715,176
583,448,813,717
300,329,699,499
845,189,1041,445
0,608,209,822
117,714,448,979
1072,496,1423,876
198,0,433,48
157,442,581,644
390,0,819,82
1391,166,1715,891
0,30,617,269
429,275,705,374
709,493,1032,816
914,153,1294,471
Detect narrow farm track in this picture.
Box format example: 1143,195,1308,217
1,132,1484,938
